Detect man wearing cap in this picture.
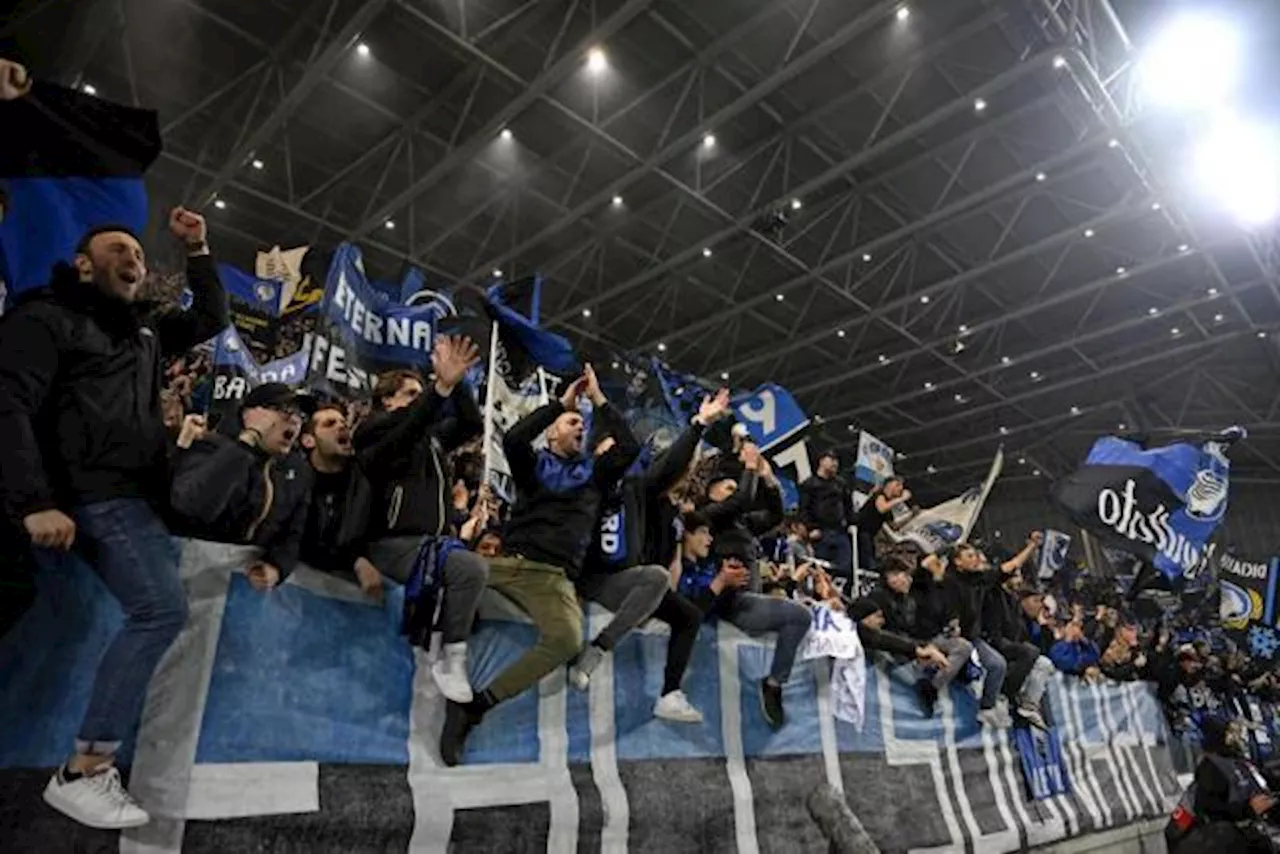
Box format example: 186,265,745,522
0,210,227,828
800,450,854,580
170,382,315,591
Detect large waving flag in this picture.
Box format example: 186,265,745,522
889,449,1004,554
1053,434,1231,580
481,276,581,500
0,81,161,296
208,325,308,427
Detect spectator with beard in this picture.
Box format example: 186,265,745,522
0,209,226,828
296,404,378,595
352,336,490,705
1020,587,1056,655
674,512,811,729
1100,618,1151,683
170,383,314,592
873,556,979,721
799,451,854,580
853,476,914,571
439,364,637,766
572,389,733,724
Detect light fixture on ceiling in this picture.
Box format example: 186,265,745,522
923,381,934,390
775,293,785,302
836,329,847,338
790,198,803,210
1053,55,1067,69
384,220,395,230
1116,266,1127,275
920,294,930,304
999,426,1009,435
1152,201,1162,210
492,268,503,278
213,198,227,210
81,83,97,95
1084,228,1095,238
356,42,371,58
862,252,872,262
958,324,968,333
1208,287,1219,296
1032,468,1042,476
1035,172,1047,182
582,308,592,318
1179,243,1191,252
1029,370,1041,380
1214,313,1225,322
586,47,608,74
1171,327,1181,335
1118,422,1128,431
500,128,513,141
1018,456,1027,465
878,354,888,363
896,6,910,21
1148,307,1159,316
1001,355,1012,365
657,342,667,352
1070,405,1081,415
720,371,730,381
927,464,938,474
953,393,965,403
1192,115,1280,225
702,132,717,149
1139,12,1241,113
1108,138,1120,148
974,97,988,112
251,159,264,170
611,195,623,206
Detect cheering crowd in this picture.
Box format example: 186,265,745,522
2,60,1278,848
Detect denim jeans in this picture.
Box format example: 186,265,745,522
973,639,1008,711
813,528,853,580
72,499,187,754
717,592,812,684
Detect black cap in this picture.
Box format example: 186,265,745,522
241,383,316,415
818,449,839,461
848,598,882,622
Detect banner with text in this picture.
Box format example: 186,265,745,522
1217,552,1280,660
889,450,1004,554
208,325,309,426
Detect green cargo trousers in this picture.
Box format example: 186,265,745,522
484,556,584,702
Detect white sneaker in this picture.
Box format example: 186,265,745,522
431,642,474,704
43,765,150,830
976,708,1010,729
1018,704,1049,731
654,690,704,724
568,645,604,692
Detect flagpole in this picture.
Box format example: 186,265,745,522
481,319,501,489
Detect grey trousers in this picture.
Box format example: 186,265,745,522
576,565,670,650
366,536,489,644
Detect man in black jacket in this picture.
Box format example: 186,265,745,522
0,210,226,829
573,389,732,723
170,383,314,591
353,336,490,705
440,363,638,766
701,442,785,584
799,451,854,579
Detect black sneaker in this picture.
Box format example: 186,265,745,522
760,679,785,731
440,700,483,767
918,681,938,718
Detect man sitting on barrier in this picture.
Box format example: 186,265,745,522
571,389,734,723
352,336,490,704
870,556,977,721
439,363,639,766
0,209,227,829
170,383,315,592
674,511,811,730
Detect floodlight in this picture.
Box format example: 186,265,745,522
586,48,607,74
82,83,97,95
702,133,716,148
1139,14,1241,111
896,7,910,22
356,42,371,58
1192,116,1280,226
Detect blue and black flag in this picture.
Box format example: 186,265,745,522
0,81,161,298
1053,433,1232,580
482,276,580,383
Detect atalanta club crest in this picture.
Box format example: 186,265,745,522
1185,468,1228,522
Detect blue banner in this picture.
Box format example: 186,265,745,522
1055,435,1231,580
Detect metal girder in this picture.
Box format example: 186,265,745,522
564,47,1065,334
192,0,393,205
876,333,1242,444
352,0,656,237
466,0,933,293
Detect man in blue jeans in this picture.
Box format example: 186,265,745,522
0,209,226,828
799,451,854,580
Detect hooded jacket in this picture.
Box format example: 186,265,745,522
0,255,227,521
170,433,313,578
353,383,483,541
501,400,639,576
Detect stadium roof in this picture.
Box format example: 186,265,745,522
6,0,1280,489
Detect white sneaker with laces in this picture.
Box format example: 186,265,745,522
976,708,1010,729
43,765,150,830
654,690,704,724
568,645,604,692
431,642,474,704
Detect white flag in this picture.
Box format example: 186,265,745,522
1038,529,1072,580
889,449,1003,554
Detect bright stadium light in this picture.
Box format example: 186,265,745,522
356,42,371,58
1192,116,1280,226
896,7,910,22
586,47,608,74
1139,13,1241,112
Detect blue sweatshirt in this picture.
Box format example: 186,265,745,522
1048,638,1100,675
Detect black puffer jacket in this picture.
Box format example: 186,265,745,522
353,383,483,540
0,256,226,521
170,435,313,578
